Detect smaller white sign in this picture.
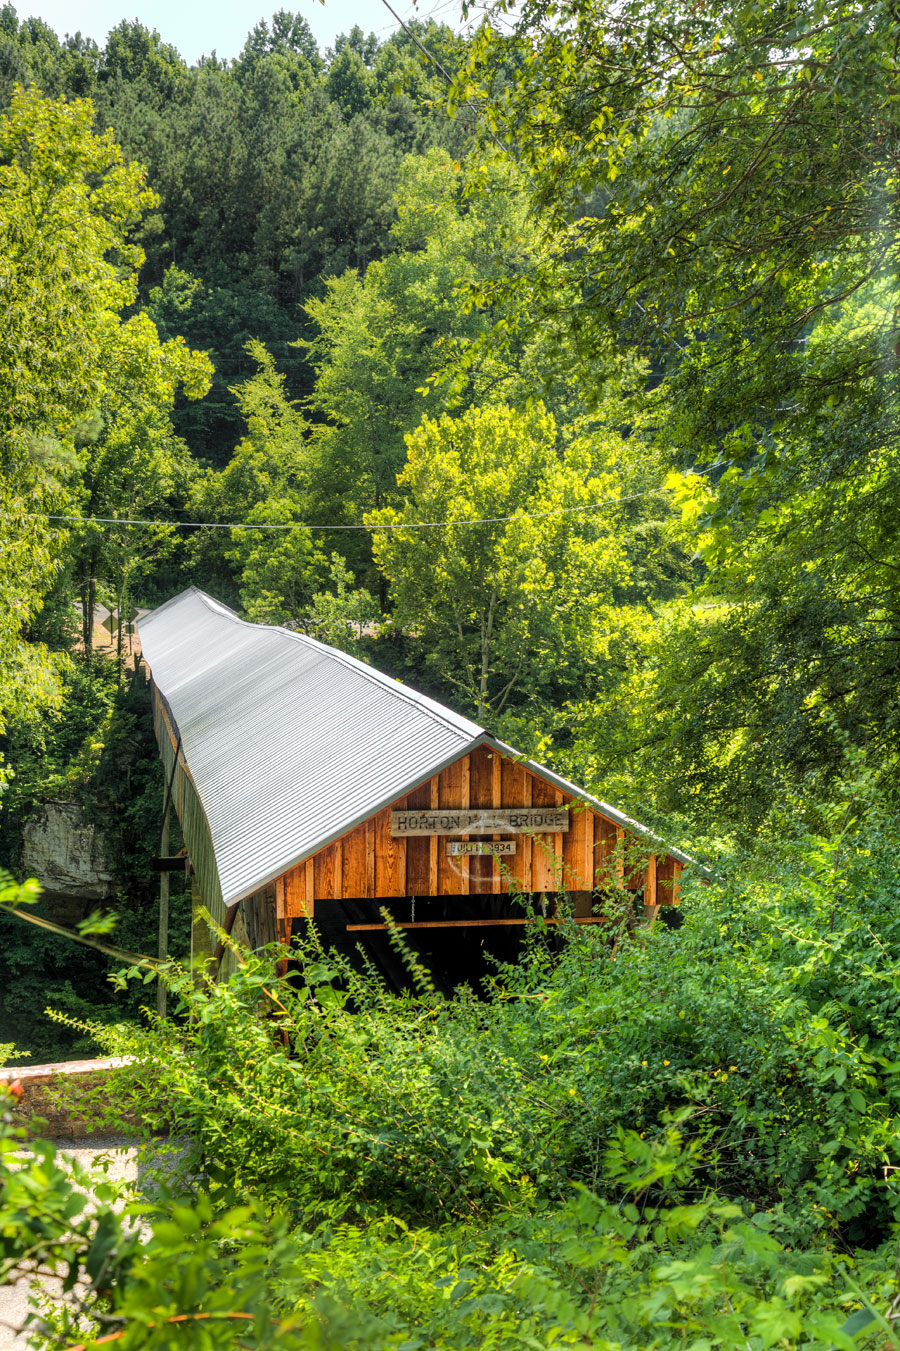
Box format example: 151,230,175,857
446,841,517,856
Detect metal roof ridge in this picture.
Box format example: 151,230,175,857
187,588,484,745
138,584,212,625
484,735,699,870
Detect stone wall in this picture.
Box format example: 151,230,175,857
0,1057,137,1139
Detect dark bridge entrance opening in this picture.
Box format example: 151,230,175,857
292,891,616,997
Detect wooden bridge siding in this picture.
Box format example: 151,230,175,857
238,884,277,950
468,745,497,895
644,853,657,906
562,803,594,894
278,748,677,912
593,816,620,888
376,795,407,897
404,782,432,896
501,758,531,893
281,868,311,921
655,855,682,905
343,827,367,901
314,845,337,903
531,775,563,893
437,758,467,896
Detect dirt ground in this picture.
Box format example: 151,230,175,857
0,1136,141,1350
79,623,143,662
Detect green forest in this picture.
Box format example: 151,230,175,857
4,0,900,1344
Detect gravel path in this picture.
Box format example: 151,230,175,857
0,1136,141,1350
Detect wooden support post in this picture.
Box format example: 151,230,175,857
157,792,170,1019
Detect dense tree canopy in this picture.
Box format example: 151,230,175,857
0,5,474,462
457,0,900,817
0,86,206,765
301,149,542,561
6,12,900,1350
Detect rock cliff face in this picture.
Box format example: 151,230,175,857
21,801,120,916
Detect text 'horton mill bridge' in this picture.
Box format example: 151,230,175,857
138,589,691,987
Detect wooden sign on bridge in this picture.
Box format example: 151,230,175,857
391,807,569,836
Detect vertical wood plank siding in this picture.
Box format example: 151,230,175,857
428,776,439,894
405,783,431,895
376,796,406,896
593,816,618,888
502,759,532,893
563,804,592,894
531,775,561,894
491,751,503,893
468,745,495,896
644,853,657,906
343,825,367,899
437,759,466,896
150,686,233,971
286,746,680,906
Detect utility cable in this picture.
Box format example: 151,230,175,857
377,0,516,163
23,479,701,533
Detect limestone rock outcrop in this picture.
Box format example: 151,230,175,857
21,800,120,912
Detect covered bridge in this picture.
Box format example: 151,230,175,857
138,589,690,985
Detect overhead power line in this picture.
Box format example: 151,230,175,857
24,481,698,534
377,0,515,162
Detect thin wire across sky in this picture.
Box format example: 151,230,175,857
26,476,707,532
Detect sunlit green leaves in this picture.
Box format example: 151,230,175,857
0,86,205,765
370,402,627,716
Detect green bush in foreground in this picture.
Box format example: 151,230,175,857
9,788,900,1347
75,841,900,1248
3,1098,899,1351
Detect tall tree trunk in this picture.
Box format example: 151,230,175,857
478,594,497,717
87,562,97,657
116,577,125,682
80,567,91,652
80,556,97,655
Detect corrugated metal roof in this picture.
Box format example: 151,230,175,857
138,588,695,905
138,589,486,905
